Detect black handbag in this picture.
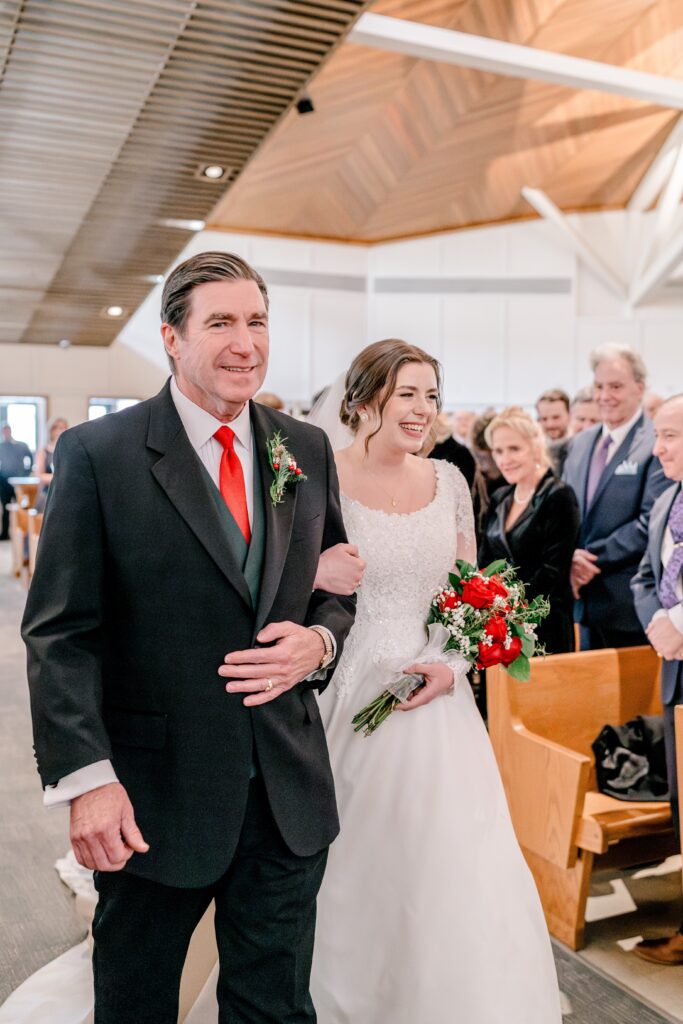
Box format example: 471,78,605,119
592,714,670,802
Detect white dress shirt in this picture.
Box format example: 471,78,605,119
45,380,332,808
600,406,643,465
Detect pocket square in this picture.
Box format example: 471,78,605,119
614,459,638,476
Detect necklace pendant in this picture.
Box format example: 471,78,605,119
392,498,398,508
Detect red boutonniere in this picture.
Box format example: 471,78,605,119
266,431,307,506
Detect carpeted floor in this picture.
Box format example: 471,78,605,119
554,941,679,1023
0,545,85,1002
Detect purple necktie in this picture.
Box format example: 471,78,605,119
659,489,683,609
585,433,612,507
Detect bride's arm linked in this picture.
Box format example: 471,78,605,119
398,464,477,713
314,543,365,596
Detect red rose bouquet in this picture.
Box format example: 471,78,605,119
352,559,549,736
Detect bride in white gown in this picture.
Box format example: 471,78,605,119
308,339,561,1024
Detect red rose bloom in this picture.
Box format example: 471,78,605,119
439,591,461,611
477,640,505,668
484,615,508,643
500,635,523,666
488,575,509,601
461,577,497,609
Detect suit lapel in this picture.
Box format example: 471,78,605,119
250,402,298,634
650,484,680,589
147,384,252,610
574,426,601,517
587,414,644,517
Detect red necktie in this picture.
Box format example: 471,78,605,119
214,426,251,544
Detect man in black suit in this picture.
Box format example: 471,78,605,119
22,252,356,1023
563,344,668,649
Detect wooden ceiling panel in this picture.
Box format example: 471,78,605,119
0,0,369,345
210,0,683,242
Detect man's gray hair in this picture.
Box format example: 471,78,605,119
589,343,647,384
657,392,683,413
161,251,269,372
571,385,594,407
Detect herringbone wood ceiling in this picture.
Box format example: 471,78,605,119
210,0,683,242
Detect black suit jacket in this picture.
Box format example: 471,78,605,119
22,382,356,887
479,471,580,654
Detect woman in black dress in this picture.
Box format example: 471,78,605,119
478,407,580,654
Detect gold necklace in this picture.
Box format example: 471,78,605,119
363,462,407,508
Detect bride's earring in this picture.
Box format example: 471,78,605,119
359,411,369,423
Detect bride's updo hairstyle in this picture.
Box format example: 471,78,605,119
340,339,443,450
484,406,552,471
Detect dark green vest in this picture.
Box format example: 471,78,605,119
198,437,266,609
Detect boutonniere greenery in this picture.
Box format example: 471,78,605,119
266,431,307,506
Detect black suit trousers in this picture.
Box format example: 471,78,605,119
92,776,328,1024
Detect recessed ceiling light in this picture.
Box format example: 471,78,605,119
144,274,165,285
203,165,225,180
106,305,124,318
160,218,206,231
58,338,71,349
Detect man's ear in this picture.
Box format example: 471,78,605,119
161,323,179,363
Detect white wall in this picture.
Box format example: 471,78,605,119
0,340,167,428
6,210,683,425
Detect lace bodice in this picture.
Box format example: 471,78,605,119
331,459,476,697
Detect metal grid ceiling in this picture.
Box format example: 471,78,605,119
0,0,367,345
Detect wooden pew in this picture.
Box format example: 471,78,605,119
488,646,676,950
27,508,43,578
8,503,29,580
676,705,683,863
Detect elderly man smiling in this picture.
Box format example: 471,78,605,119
563,344,668,650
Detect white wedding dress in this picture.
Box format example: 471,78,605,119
309,459,562,1024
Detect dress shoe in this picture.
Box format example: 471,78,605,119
634,932,683,965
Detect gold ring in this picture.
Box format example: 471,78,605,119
264,678,274,692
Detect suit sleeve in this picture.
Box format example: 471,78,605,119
525,488,581,599
21,430,112,787
587,457,669,570
631,542,665,633
303,432,357,693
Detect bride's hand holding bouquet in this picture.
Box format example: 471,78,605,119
352,559,549,736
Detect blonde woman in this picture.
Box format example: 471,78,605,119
479,407,580,653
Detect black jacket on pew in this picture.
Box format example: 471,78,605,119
478,470,580,654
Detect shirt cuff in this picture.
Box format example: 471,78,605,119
304,625,337,681
668,605,683,636
43,760,119,809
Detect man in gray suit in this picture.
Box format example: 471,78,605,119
563,344,668,649
631,394,683,964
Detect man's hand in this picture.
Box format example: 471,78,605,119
70,782,149,872
570,548,601,598
647,615,683,661
394,661,454,713
220,622,327,706
314,543,365,596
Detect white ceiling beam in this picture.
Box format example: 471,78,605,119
628,115,683,211
349,13,683,110
521,187,627,300
629,226,683,306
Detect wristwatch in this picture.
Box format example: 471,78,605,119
310,625,335,669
